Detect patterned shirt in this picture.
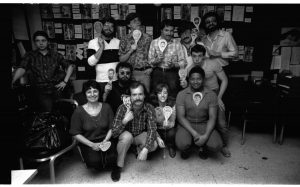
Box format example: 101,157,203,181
148,37,185,69
112,102,157,150
19,50,70,85
201,30,238,66
119,32,152,69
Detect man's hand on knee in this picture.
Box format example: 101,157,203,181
137,147,149,161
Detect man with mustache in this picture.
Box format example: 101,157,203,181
87,16,120,91
111,81,158,182
201,11,237,67
148,19,185,101
103,62,133,114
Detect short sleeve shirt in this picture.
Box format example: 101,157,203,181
176,87,218,124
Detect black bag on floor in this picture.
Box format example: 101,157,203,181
24,112,72,157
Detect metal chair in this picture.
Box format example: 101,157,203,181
19,99,78,184
240,79,278,145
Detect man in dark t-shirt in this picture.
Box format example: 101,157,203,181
103,62,133,114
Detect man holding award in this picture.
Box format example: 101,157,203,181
111,81,158,182
148,19,186,101
119,13,153,92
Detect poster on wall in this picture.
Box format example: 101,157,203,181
280,28,300,46
43,21,55,39
63,24,75,40
40,4,53,19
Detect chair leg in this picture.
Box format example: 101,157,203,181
49,158,56,184
279,125,285,145
227,111,232,127
241,120,247,145
19,157,24,170
77,146,85,163
273,122,277,143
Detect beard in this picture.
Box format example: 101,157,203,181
205,25,218,34
119,77,131,86
102,30,114,38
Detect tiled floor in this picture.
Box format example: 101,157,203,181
28,123,300,184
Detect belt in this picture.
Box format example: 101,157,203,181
155,67,177,72
134,66,152,71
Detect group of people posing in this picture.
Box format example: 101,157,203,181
12,10,238,182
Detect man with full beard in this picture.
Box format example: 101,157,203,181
87,16,120,91
201,11,237,67
103,62,133,114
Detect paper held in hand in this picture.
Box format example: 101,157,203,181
132,29,142,45
158,39,167,53
193,92,203,106
99,141,111,152
162,106,173,127
122,95,131,111
178,68,187,81
193,16,201,31
107,68,115,84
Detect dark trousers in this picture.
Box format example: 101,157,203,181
157,128,176,148
29,86,60,112
79,138,117,171
150,67,180,100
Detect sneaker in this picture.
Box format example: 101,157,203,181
111,166,121,182
221,147,231,157
168,147,176,158
198,147,208,160
180,149,190,160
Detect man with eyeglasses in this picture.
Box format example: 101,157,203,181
103,62,133,114
87,16,120,91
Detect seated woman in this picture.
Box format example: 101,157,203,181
175,66,223,160
152,83,177,158
69,80,118,181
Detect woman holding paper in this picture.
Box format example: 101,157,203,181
152,83,177,158
69,80,119,180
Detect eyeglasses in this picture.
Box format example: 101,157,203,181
120,71,131,75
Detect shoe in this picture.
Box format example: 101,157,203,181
180,150,190,160
198,147,208,160
111,166,121,182
221,147,231,157
168,147,176,158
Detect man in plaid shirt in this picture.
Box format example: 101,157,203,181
111,81,158,182
148,19,186,100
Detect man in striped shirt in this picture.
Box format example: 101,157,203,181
87,17,120,91
111,81,158,182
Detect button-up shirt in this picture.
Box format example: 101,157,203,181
119,32,152,69
112,102,157,150
202,30,238,66
19,50,70,85
148,37,185,69
176,87,218,124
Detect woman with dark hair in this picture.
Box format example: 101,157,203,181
152,83,177,158
69,80,118,181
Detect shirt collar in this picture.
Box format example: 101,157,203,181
158,36,174,44
185,86,210,95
